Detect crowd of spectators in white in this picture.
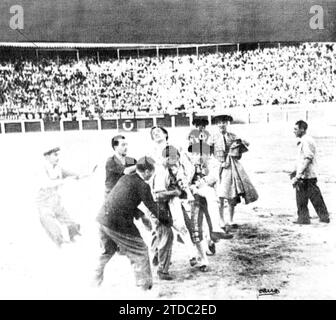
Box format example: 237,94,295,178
0,42,335,121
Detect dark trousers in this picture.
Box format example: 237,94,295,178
94,225,153,290
183,195,207,243
151,224,174,274
296,178,329,223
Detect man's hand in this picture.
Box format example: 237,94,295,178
124,165,136,175
91,165,98,174
292,177,303,190
292,176,299,186
189,185,199,194
155,189,181,200
289,171,296,180
221,161,230,169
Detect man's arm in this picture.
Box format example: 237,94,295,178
61,168,80,179
294,139,315,180
124,165,137,175
140,183,160,219
292,158,312,187
291,141,314,186
155,189,181,200
106,157,124,175
140,182,173,225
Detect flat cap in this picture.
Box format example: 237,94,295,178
136,156,156,171
192,118,209,127
212,114,233,123
43,147,60,156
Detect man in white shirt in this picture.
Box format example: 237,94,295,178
36,147,82,247
290,120,330,225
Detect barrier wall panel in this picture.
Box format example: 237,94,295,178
248,111,266,124
101,119,117,130
4,122,22,133
269,111,285,123
25,121,42,132
63,121,80,131
175,114,190,127
287,110,307,123
136,118,154,129
156,115,172,127
83,120,99,130
1,104,335,135
44,121,61,132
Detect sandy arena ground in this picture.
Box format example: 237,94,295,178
0,122,335,300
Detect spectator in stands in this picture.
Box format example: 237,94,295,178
0,42,335,119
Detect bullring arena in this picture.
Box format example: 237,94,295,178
0,1,336,299
1,119,336,299
1,69,336,299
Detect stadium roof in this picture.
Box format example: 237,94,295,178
0,1,335,44
0,42,236,50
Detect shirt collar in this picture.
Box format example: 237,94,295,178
136,172,145,181
114,153,126,164
297,134,307,145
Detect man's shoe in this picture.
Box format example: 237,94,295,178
157,271,174,281
219,229,234,239
211,231,234,241
206,242,216,256
222,224,231,233
189,257,198,267
320,218,330,223
293,220,311,225
199,265,209,272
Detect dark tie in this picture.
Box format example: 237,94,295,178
223,134,227,150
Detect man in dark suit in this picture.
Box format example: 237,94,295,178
94,157,173,290
105,135,137,196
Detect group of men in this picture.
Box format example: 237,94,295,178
36,116,330,292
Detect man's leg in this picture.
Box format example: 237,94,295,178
295,181,310,224
307,179,330,222
194,199,209,270
93,225,118,286
39,211,64,247
198,185,222,232
156,224,174,280
228,204,235,224
55,202,81,241
126,241,153,291
218,197,225,228
169,197,197,261
99,226,152,290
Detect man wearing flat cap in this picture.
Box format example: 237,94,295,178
95,156,174,290
210,114,258,232
36,147,82,247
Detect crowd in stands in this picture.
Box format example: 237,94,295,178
0,42,335,121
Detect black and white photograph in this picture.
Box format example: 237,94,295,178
0,0,335,301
